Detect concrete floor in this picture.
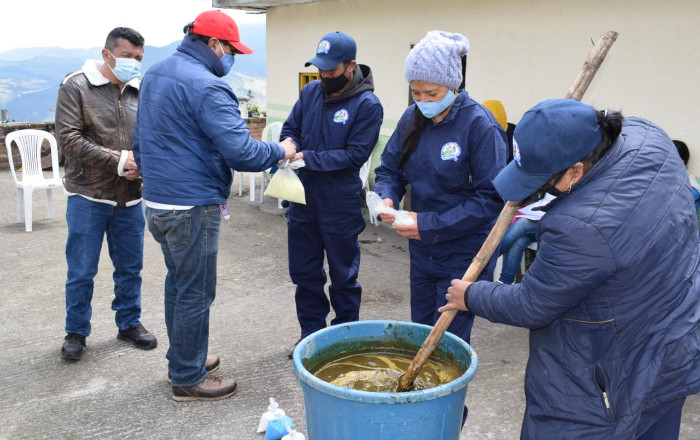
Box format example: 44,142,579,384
0,169,697,439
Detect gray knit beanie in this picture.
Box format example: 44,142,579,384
405,31,470,90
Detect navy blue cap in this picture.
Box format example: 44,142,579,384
494,99,603,202
305,31,357,71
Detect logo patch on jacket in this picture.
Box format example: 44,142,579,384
440,142,461,162
317,40,331,54
333,109,349,124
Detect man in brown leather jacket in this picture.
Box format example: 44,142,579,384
55,27,157,361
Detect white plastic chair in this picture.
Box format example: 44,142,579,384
5,129,63,232
259,122,284,208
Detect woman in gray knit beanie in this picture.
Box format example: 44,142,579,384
374,30,507,357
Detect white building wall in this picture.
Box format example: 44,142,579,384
264,0,700,173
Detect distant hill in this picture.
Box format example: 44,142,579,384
0,23,267,123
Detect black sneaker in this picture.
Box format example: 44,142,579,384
117,324,157,350
61,333,86,360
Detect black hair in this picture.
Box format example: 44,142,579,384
397,106,428,169
105,27,144,51
673,140,690,166
581,109,624,171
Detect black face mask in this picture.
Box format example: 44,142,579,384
322,63,350,94
522,177,565,205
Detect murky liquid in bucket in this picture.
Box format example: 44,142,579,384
313,349,462,392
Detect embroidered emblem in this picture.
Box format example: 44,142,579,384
317,40,331,54
440,142,461,162
333,109,349,124
513,139,521,167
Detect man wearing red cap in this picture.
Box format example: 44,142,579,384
133,10,297,402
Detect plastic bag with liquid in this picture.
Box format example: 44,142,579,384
366,191,415,226
264,159,306,204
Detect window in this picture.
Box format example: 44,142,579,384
299,72,320,93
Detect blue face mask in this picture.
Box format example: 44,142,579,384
414,89,457,119
216,39,235,75
108,51,141,83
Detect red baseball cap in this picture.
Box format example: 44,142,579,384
191,10,253,54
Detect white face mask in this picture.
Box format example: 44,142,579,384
107,50,142,82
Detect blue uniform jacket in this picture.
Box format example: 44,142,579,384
133,37,284,206
282,65,383,233
374,91,507,255
468,117,700,438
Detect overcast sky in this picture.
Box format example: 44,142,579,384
0,0,266,53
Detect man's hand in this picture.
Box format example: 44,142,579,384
438,279,472,312
279,137,298,161
379,198,395,223
393,211,420,240
123,151,140,181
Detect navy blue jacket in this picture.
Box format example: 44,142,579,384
469,117,700,438
282,65,383,233
374,91,507,254
133,37,284,206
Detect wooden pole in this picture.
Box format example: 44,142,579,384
566,31,619,101
396,31,619,393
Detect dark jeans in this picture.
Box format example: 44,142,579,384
288,219,362,339
146,205,221,387
64,196,144,336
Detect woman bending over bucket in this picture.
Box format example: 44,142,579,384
441,98,700,439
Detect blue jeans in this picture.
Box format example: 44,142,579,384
64,196,144,336
498,218,538,284
146,205,221,387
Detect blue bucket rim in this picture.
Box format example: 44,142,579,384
292,320,478,404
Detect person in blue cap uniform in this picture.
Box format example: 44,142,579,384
282,31,383,357
441,99,700,438
373,30,507,345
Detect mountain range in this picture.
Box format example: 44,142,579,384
0,23,267,123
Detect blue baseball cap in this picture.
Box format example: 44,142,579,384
494,99,603,202
305,31,357,71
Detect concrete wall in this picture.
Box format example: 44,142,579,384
263,0,700,173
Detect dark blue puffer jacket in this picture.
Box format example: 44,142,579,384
133,37,284,206
468,117,700,438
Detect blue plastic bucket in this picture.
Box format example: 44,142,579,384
292,320,478,440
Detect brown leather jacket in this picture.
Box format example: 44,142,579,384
55,60,141,207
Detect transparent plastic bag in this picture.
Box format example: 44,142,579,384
366,191,415,226
281,421,305,440
257,397,286,433
264,159,306,204
264,416,294,440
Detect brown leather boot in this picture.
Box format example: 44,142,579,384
172,375,238,402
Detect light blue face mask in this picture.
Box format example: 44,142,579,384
414,89,457,119
215,39,236,75
108,51,141,83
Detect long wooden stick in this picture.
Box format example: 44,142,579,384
566,31,619,101
396,31,619,393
